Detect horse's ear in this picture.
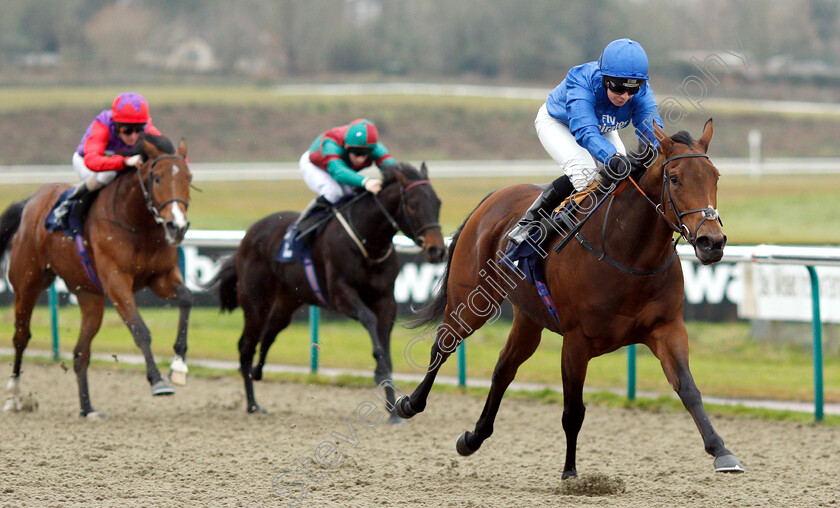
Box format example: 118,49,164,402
391,165,411,187
142,138,162,160
654,123,673,155
697,118,713,153
420,162,428,179
177,138,188,158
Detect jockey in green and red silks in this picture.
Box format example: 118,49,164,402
306,118,395,194
282,119,397,250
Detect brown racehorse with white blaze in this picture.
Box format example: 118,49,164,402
395,120,745,477
0,134,193,419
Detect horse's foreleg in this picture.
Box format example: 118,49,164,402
332,283,400,418
105,274,172,396
74,292,105,419
648,323,744,473
370,297,400,423
169,284,192,386
560,334,591,479
458,311,543,456
149,273,192,386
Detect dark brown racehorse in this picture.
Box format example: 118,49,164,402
0,134,193,419
209,162,445,418
395,121,745,475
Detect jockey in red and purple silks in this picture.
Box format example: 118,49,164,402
53,92,162,227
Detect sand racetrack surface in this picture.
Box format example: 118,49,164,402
2,362,839,507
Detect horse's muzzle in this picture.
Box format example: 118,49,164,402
164,221,190,245
425,245,446,263
694,233,727,265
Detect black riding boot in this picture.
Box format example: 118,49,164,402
52,182,88,228
68,188,98,235
507,175,575,246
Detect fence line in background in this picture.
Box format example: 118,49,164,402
39,231,840,421
4,157,840,185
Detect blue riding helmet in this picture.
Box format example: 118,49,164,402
598,38,650,80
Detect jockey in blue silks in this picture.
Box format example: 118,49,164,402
508,38,664,245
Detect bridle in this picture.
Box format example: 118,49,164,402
630,152,722,245
136,154,190,227
371,178,440,247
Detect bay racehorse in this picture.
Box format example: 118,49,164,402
395,120,745,475
0,134,193,419
209,162,445,418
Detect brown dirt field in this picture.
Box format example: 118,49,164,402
2,362,840,507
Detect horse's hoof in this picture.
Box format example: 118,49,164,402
393,396,417,419
388,413,405,425
168,355,188,386
456,431,479,456
2,396,21,412
561,470,578,480
247,405,268,415
251,367,263,382
151,380,175,396
714,454,745,473
83,411,105,421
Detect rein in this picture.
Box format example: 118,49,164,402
575,152,722,276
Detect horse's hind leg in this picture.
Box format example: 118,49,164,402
457,311,543,456
73,292,105,419
252,298,298,382
395,285,503,419
238,295,290,414
4,275,50,412
648,321,744,473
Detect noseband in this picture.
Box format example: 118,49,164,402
137,154,190,226
372,179,440,246
658,153,723,244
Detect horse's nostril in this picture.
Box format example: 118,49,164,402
695,236,713,253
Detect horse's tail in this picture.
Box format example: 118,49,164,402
204,255,239,311
0,200,27,257
405,192,495,329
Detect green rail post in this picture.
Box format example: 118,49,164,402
48,284,59,361
806,266,824,422
457,341,466,388
627,344,636,401
309,306,319,374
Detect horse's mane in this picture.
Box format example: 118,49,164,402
670,131,694,147
381,162,423,184
126,133,176,157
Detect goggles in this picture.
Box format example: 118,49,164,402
346,146,370,157
118,123,146,135
603,77,645,96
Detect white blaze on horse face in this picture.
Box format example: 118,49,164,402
171,202,188,229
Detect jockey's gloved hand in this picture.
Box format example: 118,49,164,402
124,154,143,168
603,153,633,185
363,178,383,195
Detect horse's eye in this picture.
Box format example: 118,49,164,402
154,176,161,184
669,174,679,185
